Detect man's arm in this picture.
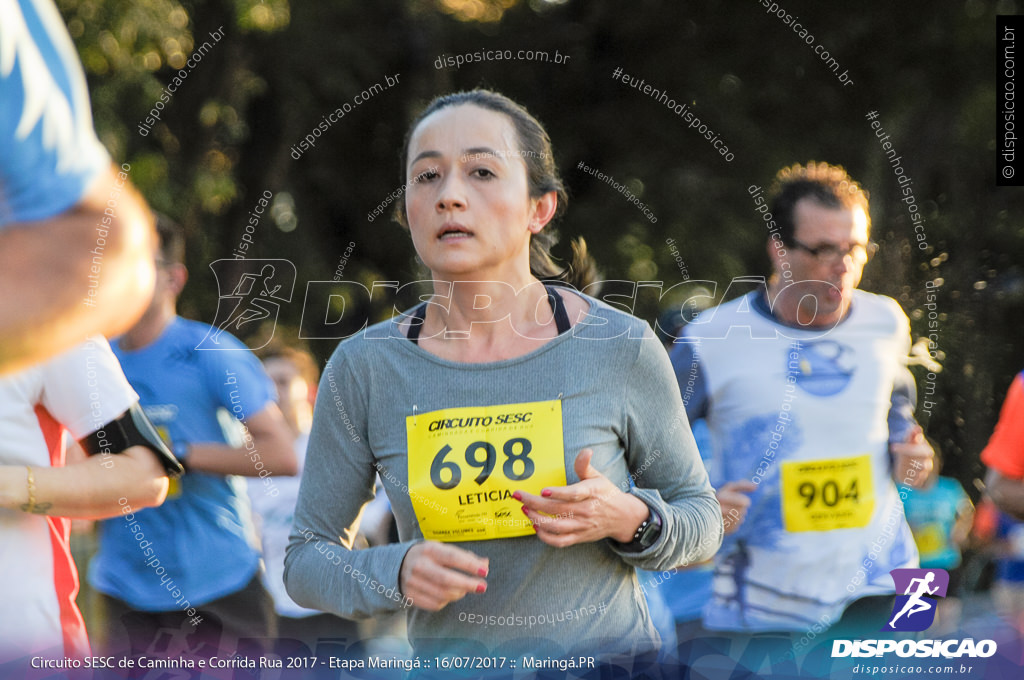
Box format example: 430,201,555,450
184,403,298,477
986,468,1024,521
951,490,975,546
0,165,156,375
887,365,934,488
981,373,1024,520
0,446,168,518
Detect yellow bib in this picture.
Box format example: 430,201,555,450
780,454,874,532
406,400,566,542
913,523,945,556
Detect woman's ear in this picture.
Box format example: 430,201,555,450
528,191,558,234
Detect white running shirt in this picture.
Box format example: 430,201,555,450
673,289,920,632
0,338,137,660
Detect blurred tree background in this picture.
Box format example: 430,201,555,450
62,0,1024,495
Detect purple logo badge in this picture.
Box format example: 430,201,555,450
883,568,949,632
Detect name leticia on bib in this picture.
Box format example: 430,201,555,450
458,488,515,505
406,399,566,541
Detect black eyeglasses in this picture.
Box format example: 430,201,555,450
788,238,878,263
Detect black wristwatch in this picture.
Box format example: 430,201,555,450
617,508,662,552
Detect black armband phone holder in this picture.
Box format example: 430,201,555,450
79,403,185,478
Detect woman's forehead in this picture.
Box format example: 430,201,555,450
408,104,519,160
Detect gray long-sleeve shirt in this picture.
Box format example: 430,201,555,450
284,293,722,658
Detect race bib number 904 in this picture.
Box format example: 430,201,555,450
781,454,874,532
406,400,566,542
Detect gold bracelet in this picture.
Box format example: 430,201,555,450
25,465,36,513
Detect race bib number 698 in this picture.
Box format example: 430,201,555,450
406,400,566,542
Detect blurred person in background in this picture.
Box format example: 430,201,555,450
972,498,1024,633
0,339,181,663
248,344,359,649
1,0,157,374
88,216,296,662
982,370,1024,521
901,445,974,635
1,0,181,665
977,370,1024,633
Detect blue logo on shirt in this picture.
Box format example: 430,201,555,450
789,340,855,396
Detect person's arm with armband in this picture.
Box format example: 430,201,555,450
982,373,1024,521
0,403,182,518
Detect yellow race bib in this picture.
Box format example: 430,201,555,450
406,400,566,542
913,523,946,557
781,454,874,532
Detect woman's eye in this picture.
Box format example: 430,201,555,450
414,169,438,183
472,168,496,179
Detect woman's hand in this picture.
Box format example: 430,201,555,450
517,448,649,548
399,541,489,611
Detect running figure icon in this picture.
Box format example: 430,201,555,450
884,568,949,632
195,259,297,351
209,264,281,344
888,571,938,628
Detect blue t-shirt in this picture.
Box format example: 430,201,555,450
89,317,275,610
902,476,971,570
1,0,110,226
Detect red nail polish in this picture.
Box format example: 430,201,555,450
476,583,486,594
477,567,488,577
541,489,552,498
521,506,529,516
512,491,522,501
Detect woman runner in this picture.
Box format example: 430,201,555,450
285,90,722,663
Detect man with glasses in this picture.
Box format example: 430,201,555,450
669,162,934,652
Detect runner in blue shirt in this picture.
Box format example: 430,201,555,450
89,216,296,661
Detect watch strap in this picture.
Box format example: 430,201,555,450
616,507,662,552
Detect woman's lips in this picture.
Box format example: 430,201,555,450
438,223,473,240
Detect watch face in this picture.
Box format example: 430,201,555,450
639,521,661,548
